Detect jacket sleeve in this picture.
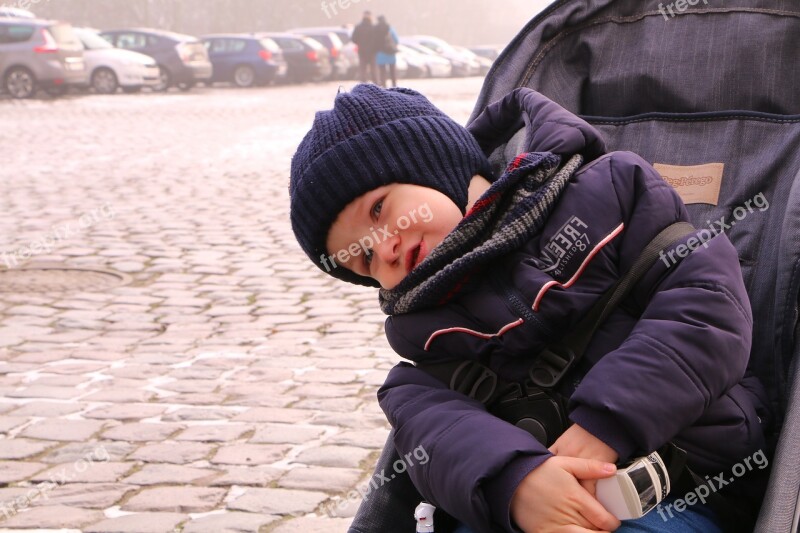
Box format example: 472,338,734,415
568,152,754,460
378,362,552,532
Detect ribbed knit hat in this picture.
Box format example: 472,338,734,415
289,84,493,286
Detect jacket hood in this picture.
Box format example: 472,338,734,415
467,88,606,178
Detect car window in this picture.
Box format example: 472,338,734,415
76,29,113,50
116,32,148,50
207,38,226,53
47,24,81,47
327,33,343,49
307,35,332,48
335,31,351,45
0,23,35,44
274,37,303,51
228,39,246,53
98,32,116,46
301,37,324,50
259,38,280,53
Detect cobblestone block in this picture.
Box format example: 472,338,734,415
122,486,227,513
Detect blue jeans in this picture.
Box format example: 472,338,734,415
453,495,722,532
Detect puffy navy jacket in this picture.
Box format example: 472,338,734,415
377,89,768,532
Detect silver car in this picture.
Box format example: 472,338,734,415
0,18,85,98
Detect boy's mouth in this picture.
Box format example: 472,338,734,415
405,240,427,273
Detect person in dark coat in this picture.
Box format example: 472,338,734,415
351,11,379,83
289,84,769,532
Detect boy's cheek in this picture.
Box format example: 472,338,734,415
418,203,434,223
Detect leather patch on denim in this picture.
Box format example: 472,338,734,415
653,163,724,206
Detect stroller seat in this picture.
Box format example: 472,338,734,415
351,1,800,531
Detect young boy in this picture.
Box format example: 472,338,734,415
289,84,769,532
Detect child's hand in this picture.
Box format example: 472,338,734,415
510,456,620,533
549,424,619,497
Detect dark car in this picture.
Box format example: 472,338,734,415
292,26,358,78
201,34,287,88
261,33,331,83
99,28,212,91
288,29,348,80
0,18,85,98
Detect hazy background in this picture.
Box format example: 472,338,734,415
26,0,551,46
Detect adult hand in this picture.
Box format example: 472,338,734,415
510,456,620,532
550,424,619,496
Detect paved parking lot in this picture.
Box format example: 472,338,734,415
0,77,484,532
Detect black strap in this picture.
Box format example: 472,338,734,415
418,221,697,399
529,221,697,388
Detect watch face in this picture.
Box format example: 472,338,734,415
626,461,658,513
647,452,670,499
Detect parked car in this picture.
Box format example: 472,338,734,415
397,43,451,78
401,35,481,77
454,45,493,75
99,28,212,91
0,7,35,19
0,18,85,98
469,45,502,62
201,34,287,88
289,29,349,80
289,26,357,79
74,28,158,94
261,33,331,83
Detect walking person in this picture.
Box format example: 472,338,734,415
375,15,399,88
351,11,379,83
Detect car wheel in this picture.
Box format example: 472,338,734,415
91,67,119,94
177,81,195,91
153,66,170,92
233,65,256,88
122,86,142,94
4,67,36,99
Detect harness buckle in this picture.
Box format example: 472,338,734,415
529,345,576,389
450,360,498,404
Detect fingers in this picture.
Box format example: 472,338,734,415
553,457,620,531
578,490,621,532
579,478,598,497
558,456,617,481
558,526,610,533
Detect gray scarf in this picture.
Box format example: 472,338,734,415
379,152,583,315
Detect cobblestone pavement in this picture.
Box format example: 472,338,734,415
0,77,485,532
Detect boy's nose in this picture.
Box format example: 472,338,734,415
374,233,401,266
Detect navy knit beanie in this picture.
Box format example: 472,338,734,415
290,84,493,287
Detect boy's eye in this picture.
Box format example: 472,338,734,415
371,199,383,219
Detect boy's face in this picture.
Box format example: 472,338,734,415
326,183,463,289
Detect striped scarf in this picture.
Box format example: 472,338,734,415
379,152,583,315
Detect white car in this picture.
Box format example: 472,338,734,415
75,28,159,94
402,35,481,77
0,7,35,18
397,44,452,78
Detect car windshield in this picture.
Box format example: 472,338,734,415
301,37,324,50
47,23,81,47
76,29,113,50
259,38,280,53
